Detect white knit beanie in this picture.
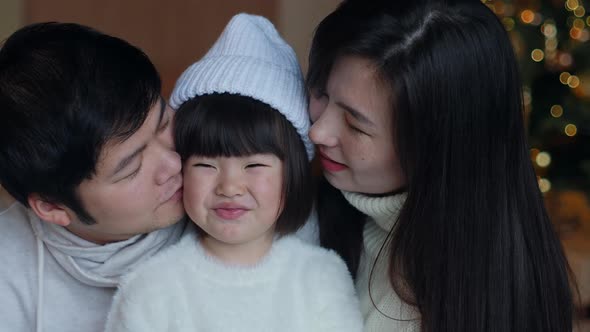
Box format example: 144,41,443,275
170,13,314,160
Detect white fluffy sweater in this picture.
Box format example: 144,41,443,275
104,232,363,332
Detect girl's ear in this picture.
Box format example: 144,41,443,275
27,194,74,226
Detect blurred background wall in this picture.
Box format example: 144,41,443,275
0,0,339,96
0,0,23,42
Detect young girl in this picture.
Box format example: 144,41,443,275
104,13,362,332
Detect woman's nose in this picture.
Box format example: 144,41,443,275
309,106,339,148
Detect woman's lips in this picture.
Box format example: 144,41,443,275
319,152,347,172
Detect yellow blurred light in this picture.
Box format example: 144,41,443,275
538,178,552,193
494,2,505,15
574,6,586,17
542,24,557,38
565,124,578,136
560,72,571,84
523,89,532,106
545,39,558,51
570,27,583,39
581,29,590,42
568,75,580,88
559,53,573,67
546,51,558,61
546,50,558,61
531,49,545,62
587,16,590,26
574,18,585,29
567,16,576,27
502,17,516,31
536,152,552,167
550,105,564,117
521,10,535,24
578,76,590,97
566,0,580,10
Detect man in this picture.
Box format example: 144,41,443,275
0,23,187,332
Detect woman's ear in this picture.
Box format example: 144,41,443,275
27,194,74,226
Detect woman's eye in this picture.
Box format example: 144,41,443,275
347,123,367,135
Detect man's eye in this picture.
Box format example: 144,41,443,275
125,166,141,180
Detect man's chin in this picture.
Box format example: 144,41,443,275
154,212,187,231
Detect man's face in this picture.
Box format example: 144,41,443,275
66,99,184,244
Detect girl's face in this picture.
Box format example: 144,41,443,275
183,153,283,260
309,55,406,194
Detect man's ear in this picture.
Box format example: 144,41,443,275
27,194,74,226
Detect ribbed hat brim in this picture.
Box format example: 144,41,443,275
170,55,314,160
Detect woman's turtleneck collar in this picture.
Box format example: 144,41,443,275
341,190,407,232
341,190,420,325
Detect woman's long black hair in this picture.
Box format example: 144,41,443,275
309,1,574,331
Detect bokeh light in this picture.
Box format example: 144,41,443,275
565,124,578,136
538,178,552,193
536,152,552,167
550,105,564,117
520,10,535,24
531,49,545,62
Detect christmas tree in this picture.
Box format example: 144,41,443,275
487,0,590,237
486,0,590,195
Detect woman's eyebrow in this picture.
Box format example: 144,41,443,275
336,101,376,128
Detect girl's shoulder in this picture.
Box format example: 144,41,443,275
276,235,341,261
275,236,363,330
275,235,354,285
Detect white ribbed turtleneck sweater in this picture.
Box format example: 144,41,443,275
342,191,420,332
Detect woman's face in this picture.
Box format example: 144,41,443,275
309,56,406,194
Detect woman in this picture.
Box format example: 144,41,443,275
308,1,574,331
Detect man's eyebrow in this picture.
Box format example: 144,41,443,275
110,98,164,178
336,101,376,127
111,144,147,178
